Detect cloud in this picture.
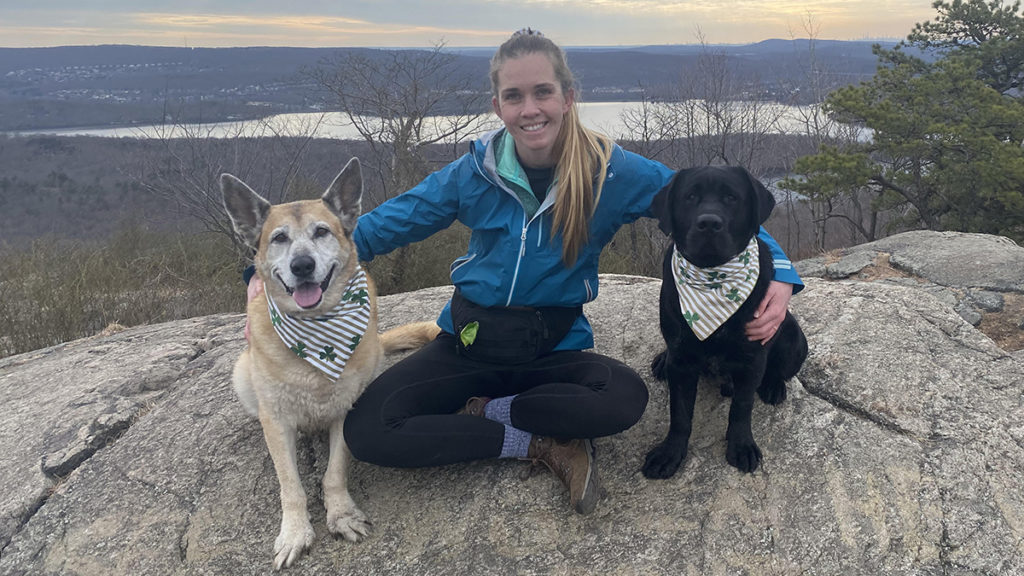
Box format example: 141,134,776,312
0,1,938,47
127,12,510,46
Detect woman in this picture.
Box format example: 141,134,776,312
248,29,802,515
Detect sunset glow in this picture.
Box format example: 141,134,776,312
0,2,939,48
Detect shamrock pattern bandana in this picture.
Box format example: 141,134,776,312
671,237,760,341
266,265,371,380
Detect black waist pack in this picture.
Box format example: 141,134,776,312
450,288,582,365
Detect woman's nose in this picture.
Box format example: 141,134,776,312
521,96,540,115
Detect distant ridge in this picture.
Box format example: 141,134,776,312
0,40,895,131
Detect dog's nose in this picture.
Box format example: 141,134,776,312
695,214,724,233
290,255,316,278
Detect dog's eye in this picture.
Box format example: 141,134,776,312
271,232,289,243
313,226,330,239
723,194,736,204
685,193,699,203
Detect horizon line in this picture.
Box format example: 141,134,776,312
0,37,906,51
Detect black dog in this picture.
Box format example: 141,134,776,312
642,166,808,479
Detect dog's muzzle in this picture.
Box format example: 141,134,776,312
278,259,336,309
695,214,724,233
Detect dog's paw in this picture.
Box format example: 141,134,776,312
327,504,372,542
650,350,668,380
642,442,686,479
757,381,787,405
726,439,762,473
273,519,316,570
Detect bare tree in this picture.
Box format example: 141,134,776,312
306,43,496,205
616,84,687,165
131,113,334,259
781,14,877,253
671,33,789,173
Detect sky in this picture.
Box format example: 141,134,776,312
0,1,939,48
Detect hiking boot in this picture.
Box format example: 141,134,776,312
525,436,601,515
456,396,491,417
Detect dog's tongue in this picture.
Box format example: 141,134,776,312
293,283,323,308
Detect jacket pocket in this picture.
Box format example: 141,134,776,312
449,253,477,281
584,278,594,302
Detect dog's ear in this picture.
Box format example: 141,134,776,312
322,157,362,235
650,170,685,236
751,172,776,226
732,167,775,228
220,173,271,249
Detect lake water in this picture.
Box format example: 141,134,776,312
10,101,846,141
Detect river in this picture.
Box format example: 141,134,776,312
10,101,844,141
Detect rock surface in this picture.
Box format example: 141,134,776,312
1,230,1023,575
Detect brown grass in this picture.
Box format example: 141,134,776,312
0,226,243,358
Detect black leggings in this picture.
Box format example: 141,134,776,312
344,333,649,468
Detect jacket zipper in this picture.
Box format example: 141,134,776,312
474,134,556,308
506,213,529,306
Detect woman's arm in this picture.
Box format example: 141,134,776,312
757,227,803,294
748,227,803,344
353,158,466,262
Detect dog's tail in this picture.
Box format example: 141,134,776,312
380,321,441,353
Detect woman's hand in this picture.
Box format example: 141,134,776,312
745,281,793,345
244,276,264,342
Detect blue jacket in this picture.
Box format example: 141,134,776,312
354,128,803,351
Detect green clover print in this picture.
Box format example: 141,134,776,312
343,289,370,306
706,271,725,290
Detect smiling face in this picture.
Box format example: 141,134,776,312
221,158,364,317
491,52,574,169
260,202,350,313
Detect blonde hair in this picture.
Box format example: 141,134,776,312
490,29,614,266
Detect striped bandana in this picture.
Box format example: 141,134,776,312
671,238,760,341
266,265,371,380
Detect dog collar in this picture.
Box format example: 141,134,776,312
671,238,759,341
265,265,371,380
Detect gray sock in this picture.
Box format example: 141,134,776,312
483,394,515,426
499,425,532,459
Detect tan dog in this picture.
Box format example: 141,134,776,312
221,158,438,570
